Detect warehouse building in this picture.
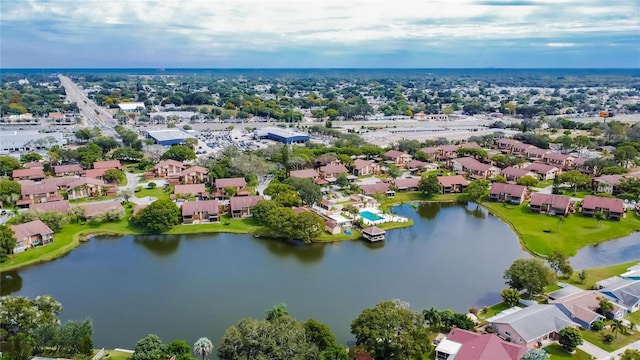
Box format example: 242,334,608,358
254,127,309,144
146,129,195,146
0,131,65,154
118,102,146,113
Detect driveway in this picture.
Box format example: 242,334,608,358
119,172,139,192
578,340,610,359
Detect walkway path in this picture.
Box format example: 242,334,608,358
578,340,610,359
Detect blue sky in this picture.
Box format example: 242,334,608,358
1,0,638,68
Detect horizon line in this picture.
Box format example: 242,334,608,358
2,67,639,70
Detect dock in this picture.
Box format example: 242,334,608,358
362,226,386,242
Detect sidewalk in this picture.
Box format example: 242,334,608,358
578,340,610,359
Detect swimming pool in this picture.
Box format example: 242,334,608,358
360,211,384,221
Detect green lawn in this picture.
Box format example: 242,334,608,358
135,186,171,200
580,326,640,352
567,260,639,290
557,189,591,198
379,192,462,210
69,195,119,204
482,201,640,256
102,350,132,360
544,344,592,360
476,302,523,324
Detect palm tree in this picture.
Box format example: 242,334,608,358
422,307,441,331
193,337,213,360
557,216,566,233
594,211,606,229
611,319,624,339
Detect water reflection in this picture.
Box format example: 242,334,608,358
133,235,181,256
463,204,487,220
256,236,326,263
0,271,23,295
571,232,640,269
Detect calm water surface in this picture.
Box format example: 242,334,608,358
0,203,534,349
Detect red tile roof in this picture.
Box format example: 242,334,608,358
289,169,318,179
543,152,573,162
393,177,420,189
359,182,391,195
525,163,558,173
230,195,264,212
524,147,550,156
43,176,78,188
490,183,527,198
496,138,520,146
530,193,571,209
53,164,83,174
181,200,219,216
384,150,405,159
594,174,625,186
30,200,70,212
452,157,493,172
353,159,374,170
446,328,527,360
501,167,534,178
406,159,429,169
582,195,625,214
85,168,107,179
215,177,246,189
153,159,186,169
419,146,440,154
23,161,44,169
93,160,122,169
437,175,469,187
362,226,385,236
81,200,124,218
11,220,53,240
13,168,45,179
67,177,107,189
174,183,207,195
320,164,349,175
21,182,58,196
182,166,209,176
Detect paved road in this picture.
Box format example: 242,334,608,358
58,75,119,139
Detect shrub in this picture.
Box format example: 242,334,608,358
147,182,157,189
591,320,605,331
468,308,479,315
603,333,614,344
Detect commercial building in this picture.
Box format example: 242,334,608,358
254,127,309,144
0,131,65,153
146,129,195,146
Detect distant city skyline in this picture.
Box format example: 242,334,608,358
1,0,638,69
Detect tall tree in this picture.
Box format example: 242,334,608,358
131,334,167,360
547,251,573,278
132,199,180,233
0,224,16,262
418,174,440,196
351,300,431,360
386,164,401,180
464,179,490,204
161,145,196,162
504,258,556,298
558,327,582,352
193,337,213,360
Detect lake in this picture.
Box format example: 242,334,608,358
0,202,569,350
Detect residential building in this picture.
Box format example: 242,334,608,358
523,147,550,161
17,182,61,206
12,168,45,181
418,146,440,161
548,285,620,327
524,163,560,181
289,168,319,180
11,220,54,253
598,278,640,315
81,200,124,220
53,164,83,176
500,167,537,183
151,159,186,178
621,264,640,281
174,184,208,199
383,150,412,167
393,177,420,191
359,182,392,196
489,183,529,204
85,168,107,180
434,328,527,360
352,159,380,176
450,157,499,179
437,175,469,194
67,177,116,199
319,164,349,180
93,160,123,170
488,304,578,348
325,220,341,235
30,200,71,213
230,195,264,218
543,153,574,169
214,177,249,197
23,161,44,169
181,200,220,224
529,193,571,216
581,196,625,221
511,142,533,156
181,166,209,184
496,138,520,152
593,174,632,195
43,176,77,189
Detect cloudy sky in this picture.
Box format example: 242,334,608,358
1,0,638,68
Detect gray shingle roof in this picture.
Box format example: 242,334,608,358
490,304,577,342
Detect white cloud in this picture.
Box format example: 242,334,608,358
546,42,576,47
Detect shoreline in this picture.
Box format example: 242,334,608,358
2,193,638,272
